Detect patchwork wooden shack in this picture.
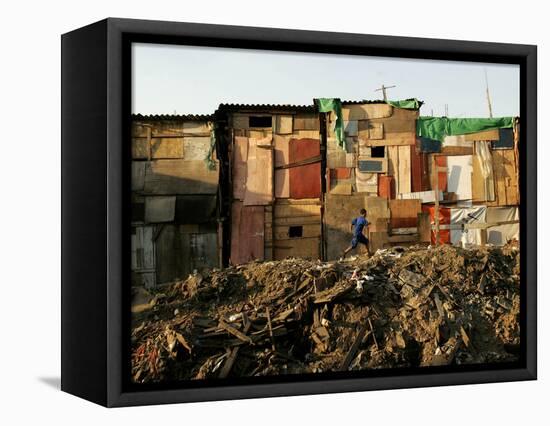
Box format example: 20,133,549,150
131,98,520,286
131,114,220,287
214,104,324,265
322,99,422,259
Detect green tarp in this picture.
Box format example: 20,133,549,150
387,99,422,110
417,116,514,142
316,98,345,149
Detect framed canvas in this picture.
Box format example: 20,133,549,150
61,18,537,407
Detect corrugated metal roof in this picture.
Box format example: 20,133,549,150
217,103,316,113
132,113,213,121
341,98,423,106
341,99,387,105
133,98,423,121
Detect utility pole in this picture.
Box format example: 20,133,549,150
444,104,449,117
484,69,493,118
375,84,396,101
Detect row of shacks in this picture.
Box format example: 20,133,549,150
131,99,520,287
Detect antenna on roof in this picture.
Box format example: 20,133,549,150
374,84,396,101
484,68,494,118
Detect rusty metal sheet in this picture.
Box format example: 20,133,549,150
289,138,321,199
230,201,264,265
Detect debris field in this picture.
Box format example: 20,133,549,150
131,244,520,383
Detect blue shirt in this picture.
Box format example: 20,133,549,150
352,216,368,237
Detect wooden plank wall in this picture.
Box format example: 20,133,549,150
487,149,519,206
272,199,321,260
131,119,221,286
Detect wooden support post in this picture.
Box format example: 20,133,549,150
339,324,369,371
266,307,276,351
218,314,251,379
218,320,254,344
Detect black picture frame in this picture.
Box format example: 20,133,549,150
61,17,537,407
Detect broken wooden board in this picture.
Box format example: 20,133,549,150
339,324,369,371
144,160,219,195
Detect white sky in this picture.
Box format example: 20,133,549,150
132,43,520,118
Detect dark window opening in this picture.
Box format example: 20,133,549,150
249,115,272,128
371,146,385,158
288,225,303,238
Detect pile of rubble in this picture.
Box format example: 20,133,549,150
131,244,520,383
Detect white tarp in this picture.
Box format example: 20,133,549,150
486,207,519,245
447,155,473,206
450,206,487,247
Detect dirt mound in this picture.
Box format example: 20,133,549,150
131,244,520,383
